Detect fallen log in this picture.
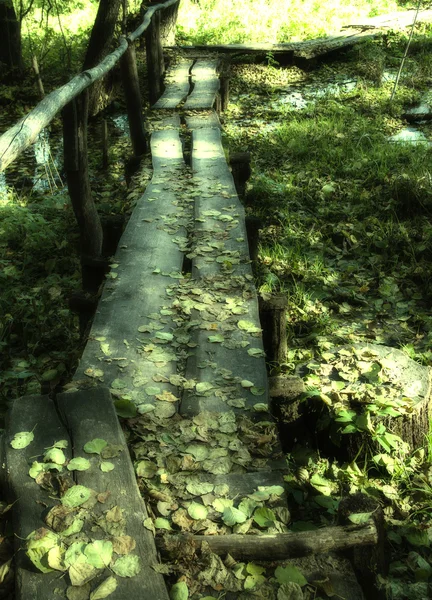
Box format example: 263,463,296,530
172,9,432,63
157,521,378,561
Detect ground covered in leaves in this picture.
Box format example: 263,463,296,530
223,29,432,599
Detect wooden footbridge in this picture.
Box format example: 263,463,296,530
0,3,379,598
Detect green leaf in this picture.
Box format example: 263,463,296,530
154,518,172,530
100,461,115,472
348,512,373,525
247,348,265,358
84,540,113,569
238,320,261,333
309,474,333,496
208,334,224,343
135,461,157,478
155,332,174,341
90,576,118,600
111,379,127,390
114,399,138,418
83,438,108,455
186,481,213,495
43,448,66,465
67,457,91,472
61,485,92,508
196,382,214,395
145,386,161,396
10,430,34,449
111,555,141,577
241,379,254,388
275,564,307,587
187,502,208,520
170,581,189,600
26,528,59,573
29,461,60,479
53,440,68,449
253,507,276,528
222,506,247,526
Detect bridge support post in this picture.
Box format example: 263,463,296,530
120,43,147,156
62,94,104,292
145,12,164,105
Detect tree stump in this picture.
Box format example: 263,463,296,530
294,343,432,458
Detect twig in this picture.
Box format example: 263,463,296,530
390,1,423,102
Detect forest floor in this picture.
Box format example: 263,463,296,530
2,22,432,599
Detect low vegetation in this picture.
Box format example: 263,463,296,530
224,28,432,599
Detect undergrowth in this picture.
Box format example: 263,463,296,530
224,30,432,599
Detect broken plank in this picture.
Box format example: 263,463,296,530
185,110,221,129
158,521,378,561
57,386,170,599
74,126,187,418
152,59,193,109
4,395,72,599
184,59,220,110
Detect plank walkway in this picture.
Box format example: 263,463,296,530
2,56,367,600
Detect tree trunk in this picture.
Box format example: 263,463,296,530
142,0,179,45
0,0,22,70
83,0,122,115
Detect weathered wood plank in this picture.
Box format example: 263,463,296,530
185,110,221,129
73,125,187,418
158,521,378,561
181,127,268,417
4,395,71,599
57,386,170,599
153,59,193,109
184,59,220,110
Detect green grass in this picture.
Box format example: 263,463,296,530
223,29,432,596
177,0,407,45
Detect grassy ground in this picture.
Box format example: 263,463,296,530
223,28,432,599
177,0,407,44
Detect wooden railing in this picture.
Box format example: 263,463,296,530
0,0,178,172
0,0,179,290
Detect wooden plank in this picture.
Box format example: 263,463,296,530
185,110,221,129
73,125,187,418
184,59,220,110
57,387,170,599
158,521,378,561
180,127,268,417
4,395,71,599
153,59,193,109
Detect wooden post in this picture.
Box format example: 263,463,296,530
120,43,147,156
245,215,262,263
101,118,108,169
220,75,230,110
229,151,251,200
259,294,288,365
145,12,164,105
62,93,104,292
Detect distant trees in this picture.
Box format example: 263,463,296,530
0,0,22,69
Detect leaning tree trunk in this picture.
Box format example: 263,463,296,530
0,0,22,70
83,0,122,115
